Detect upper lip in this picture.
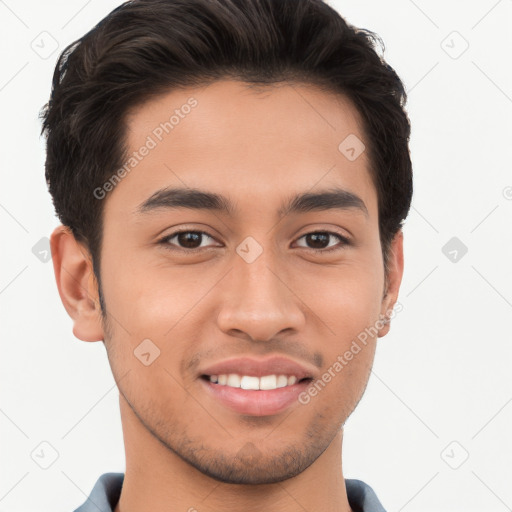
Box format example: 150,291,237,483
199,356,316,381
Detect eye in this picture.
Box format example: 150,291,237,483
158,229,351,254
158,230,220,252
294,231,351,253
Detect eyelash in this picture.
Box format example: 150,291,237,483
157,229,351,254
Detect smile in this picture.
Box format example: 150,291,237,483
205,373,306,390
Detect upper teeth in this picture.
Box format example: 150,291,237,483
209,374,298,390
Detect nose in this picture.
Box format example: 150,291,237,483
216,247,306,343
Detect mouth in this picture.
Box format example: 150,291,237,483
197,355,317,416
199,374,314,416
200,373,312,390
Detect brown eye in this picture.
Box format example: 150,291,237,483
175,232,203,249
295,231,350,253
160,230,218,251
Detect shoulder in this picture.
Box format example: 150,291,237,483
73,473,124,512
345,478,387,512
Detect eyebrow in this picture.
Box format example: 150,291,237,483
135,186,368,218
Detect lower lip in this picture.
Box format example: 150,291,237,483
200,377,311,416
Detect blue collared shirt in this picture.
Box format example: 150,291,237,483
73,473,386,511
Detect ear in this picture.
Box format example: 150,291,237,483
378,230,404,337
50,225,104,342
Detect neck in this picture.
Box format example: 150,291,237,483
114,394,353,512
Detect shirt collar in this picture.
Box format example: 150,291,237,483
73,473,386,512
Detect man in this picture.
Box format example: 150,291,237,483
41,0,412,510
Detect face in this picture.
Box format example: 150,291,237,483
63,80,403,484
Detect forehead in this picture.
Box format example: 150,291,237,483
109,79,377,220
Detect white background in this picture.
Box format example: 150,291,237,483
1,1,511,511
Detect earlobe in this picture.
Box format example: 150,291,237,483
50,225,104,342
378,230,404,338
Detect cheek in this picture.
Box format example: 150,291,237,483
101,252,200,335
99,255,215,389
100,259,198,409
298,263,382,383
295,258,384,331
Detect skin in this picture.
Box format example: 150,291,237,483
51,80,404,512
